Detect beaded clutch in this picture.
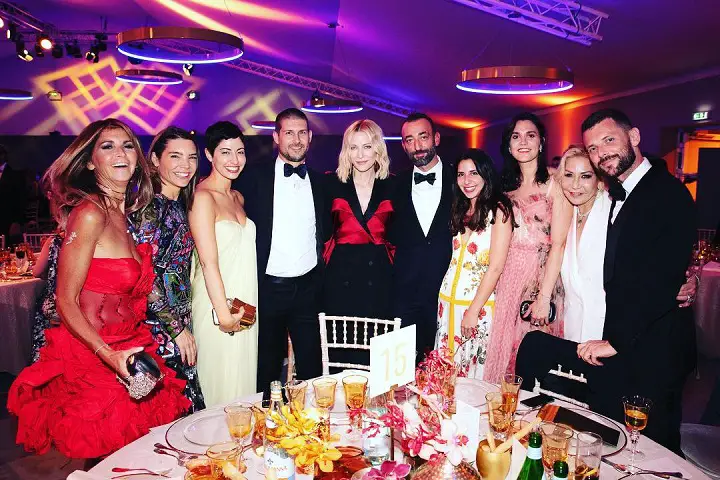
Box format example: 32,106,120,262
117,351,164,400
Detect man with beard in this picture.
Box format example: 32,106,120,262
389,113,454,363
516,109,696,453
235,108,326,394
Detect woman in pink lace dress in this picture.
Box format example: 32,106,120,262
484,113,572,383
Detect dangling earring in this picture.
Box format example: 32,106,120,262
539,145,543,153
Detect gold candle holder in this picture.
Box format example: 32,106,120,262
476,440,511,480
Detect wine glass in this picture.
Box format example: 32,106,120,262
568,432,602,480
225,402,254,456
486,392,513,441
342,375,368,430
501,374,522,416
622,395,652,472
539,422,573,478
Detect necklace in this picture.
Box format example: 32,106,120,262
577,208,591,225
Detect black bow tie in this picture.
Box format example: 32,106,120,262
284,162,307,179
414,172,436,185
607,177,627,201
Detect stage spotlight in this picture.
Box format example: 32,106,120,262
34,44,44,57
66,41,81,58
37,34,53,50
95,33,108,52
16,40,33,61
51,44,63,58
189,129,196,136
186,90,199,101
85,45,99,63
7,23,18,41
183,63,194,76
0,18,4,29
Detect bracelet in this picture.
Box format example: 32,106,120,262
694,273,700,286
93,343,110,355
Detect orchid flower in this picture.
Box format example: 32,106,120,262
363,461,412,480
430,419,473,466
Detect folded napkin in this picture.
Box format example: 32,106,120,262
67,471,183,480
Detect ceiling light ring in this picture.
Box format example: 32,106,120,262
0,88,34,101
117,26,244,64
301,92,363,114
457,65,574,95
115,69,184,85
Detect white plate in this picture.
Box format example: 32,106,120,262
182,411,232,446
455,377,495,408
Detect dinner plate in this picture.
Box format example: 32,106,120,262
166,407,230,454
183,411,232,446
455,377,495,408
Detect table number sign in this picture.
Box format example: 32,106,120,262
369,325,416,397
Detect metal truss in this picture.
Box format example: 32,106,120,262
449,0,608,46
0,1,111,44
160,40,414,118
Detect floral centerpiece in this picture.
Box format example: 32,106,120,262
266,405,342,476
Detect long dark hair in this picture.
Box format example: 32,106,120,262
147,126,198,211
500,112,550,192
451,149,515,236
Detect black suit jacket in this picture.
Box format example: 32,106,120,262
603,162,696,389
389,161,454,309
234,160,328,287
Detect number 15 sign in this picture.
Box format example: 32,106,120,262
369,325,416,397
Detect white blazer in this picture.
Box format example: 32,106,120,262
561,191,612,343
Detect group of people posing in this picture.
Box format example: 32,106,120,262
9,106,697,462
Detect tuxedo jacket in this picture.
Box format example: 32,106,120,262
388,162,454,309
234,161,328,287
603,162,696,388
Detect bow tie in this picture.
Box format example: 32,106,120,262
414,172,436,185
284,162,307,179
607,178,627,201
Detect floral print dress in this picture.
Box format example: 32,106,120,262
435,226,494,379
31,234,62,363
130,194,205,412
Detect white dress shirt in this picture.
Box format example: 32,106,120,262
265,158,317,277
611,157,651,223
412,158,443,236
562,191,611,342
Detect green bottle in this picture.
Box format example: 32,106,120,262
517,431,546,480
553,460,569,480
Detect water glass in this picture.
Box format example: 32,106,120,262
312,378,337,410
568,432,602,480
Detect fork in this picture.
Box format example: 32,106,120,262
110,466,173,478
602,457,684,478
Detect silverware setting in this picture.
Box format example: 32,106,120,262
110,466,173,478
602,457,684,479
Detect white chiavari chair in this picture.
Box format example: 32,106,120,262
532,364,590,409
24,233,54,251
318,312,401,375
698,229,715,243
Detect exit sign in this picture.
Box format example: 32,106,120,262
693,111,709,121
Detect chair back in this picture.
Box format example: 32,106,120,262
532,364,590,409
318,312,401,375
698,229,715,243
24,233,54,251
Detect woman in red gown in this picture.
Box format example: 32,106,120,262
7,119,190,460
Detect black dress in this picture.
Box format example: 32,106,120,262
322,175,395,367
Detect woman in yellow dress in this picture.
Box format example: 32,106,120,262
435,150,514,379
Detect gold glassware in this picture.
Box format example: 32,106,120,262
476,439,512,480
251,400,271,457
343,375,369,429
568,432,602,480
486,392,513,440
313,378,338,410
500,374,522,416
539,422,573,476
206,441,243,479
224,402,253,446
623,395,652,472
285,379,308,412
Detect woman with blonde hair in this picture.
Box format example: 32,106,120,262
8,119,190,461
322,119,394,365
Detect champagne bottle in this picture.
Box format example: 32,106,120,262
264,381,296,480
553,460,569,480
517,431,546,480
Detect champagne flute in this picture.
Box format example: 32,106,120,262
225,402,254,456
622,395,652,473
501,374,522,416
486,392,513,441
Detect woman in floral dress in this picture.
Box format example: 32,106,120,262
130,126,205,411
436,150,514,379
30,232,63,362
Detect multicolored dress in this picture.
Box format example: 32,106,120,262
31,234,62,362
130,194,205,412
435,225,494,379
485,182,565,383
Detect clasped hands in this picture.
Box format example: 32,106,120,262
577,340,617,366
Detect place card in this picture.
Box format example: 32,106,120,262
369,325,416,397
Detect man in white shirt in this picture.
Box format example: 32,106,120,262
389,113,454,363
236,109,326,393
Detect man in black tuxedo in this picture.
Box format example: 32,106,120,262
516,109,696,453
0,145,29,240
389,113,454,363
235,108,326,393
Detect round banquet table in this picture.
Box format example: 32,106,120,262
695,261,720,359
84,371,711,480
0,276,44,375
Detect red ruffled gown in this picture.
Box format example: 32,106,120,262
7,244,190,459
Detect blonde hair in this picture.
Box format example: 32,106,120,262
336,119,390,183
42,118,153,228
556,144,604,186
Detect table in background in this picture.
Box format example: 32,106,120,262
88,372,710,480
0,277,44,375
696,261,720,359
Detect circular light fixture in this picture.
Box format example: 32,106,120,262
251,120,275,131
383,136,402,141
301,91,363,114
117,26,244,64
0,89,33,101
186,90,199,100
38,34,53,50
115,69,183,85
456,66,574,95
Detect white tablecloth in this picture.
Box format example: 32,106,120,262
696,262,720,359
0,277,44,374
85,372,711,480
